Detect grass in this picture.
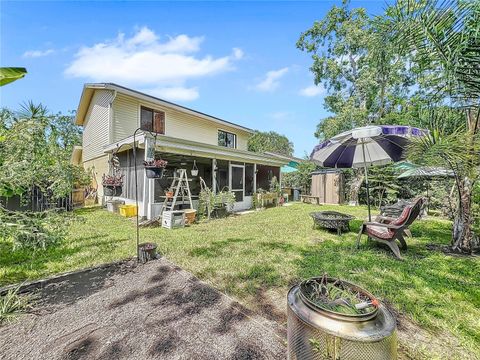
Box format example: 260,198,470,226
0,285,32,324
0,203,479,358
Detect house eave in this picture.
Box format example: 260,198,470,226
103,133,287,167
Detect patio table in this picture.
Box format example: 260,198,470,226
310,211,355,235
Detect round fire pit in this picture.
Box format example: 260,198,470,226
310,211,354,235
287,277,397,360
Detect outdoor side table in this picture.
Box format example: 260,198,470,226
310,211,355,235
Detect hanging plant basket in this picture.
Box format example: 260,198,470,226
102,174,124,197
145,166,164,179
103,184,122,197
144,159,167,179
191,160,199,177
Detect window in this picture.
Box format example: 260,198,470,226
218,130,236,148
140,106,165,134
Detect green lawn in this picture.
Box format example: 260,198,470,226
1,203,479,359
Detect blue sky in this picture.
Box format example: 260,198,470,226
1,1,383,157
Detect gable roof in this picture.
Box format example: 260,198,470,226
74,83,254,133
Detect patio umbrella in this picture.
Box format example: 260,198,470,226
396,164,455,212
310,125,427,221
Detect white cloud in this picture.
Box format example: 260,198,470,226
23,49,55,58
64,27,243,101
143,86,199,102
299,84,325,97
255,67,289,92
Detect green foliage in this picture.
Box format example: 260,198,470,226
0,207,75,250
0,284,32,324
0,67,27,87
247,130,294,156
281,161,317,192
198,177,235,219
366,165,401,207
0,102,89,199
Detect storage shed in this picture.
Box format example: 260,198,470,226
310,169,344,205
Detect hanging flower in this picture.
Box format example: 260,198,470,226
143,159,168,168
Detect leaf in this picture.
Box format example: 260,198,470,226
0,68,27,86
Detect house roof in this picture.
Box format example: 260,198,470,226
74,83,254,133
103,132,288,167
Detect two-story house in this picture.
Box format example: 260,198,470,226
72,83,289,219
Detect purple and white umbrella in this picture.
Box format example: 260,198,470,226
310,125,427,220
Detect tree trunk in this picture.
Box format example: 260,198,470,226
349,170,364,205
452,178,478,253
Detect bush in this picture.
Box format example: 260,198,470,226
0,207,75,250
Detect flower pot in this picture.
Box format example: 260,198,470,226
184,209,197,225
213,206,228,218
191,169,199,177
103,185,122,197
145,166,164,179
138,242,157,263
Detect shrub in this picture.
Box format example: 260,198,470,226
0,207,74,250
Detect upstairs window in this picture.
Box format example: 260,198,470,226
141,106,165,134
218,130,236,148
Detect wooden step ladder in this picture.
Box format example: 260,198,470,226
162,169,193,212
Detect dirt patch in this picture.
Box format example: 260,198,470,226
0,259,285,360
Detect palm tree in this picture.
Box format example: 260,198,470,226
0,68,27,86
392,0,480,252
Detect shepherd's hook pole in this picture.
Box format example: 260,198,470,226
132,128,158,262
133,128,142,262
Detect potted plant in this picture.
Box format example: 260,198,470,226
191,160,199,177
213,189,236,218
102,174,123,196
144,159,168,179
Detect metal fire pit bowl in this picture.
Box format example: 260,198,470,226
299,277,378,321
288,283,397,360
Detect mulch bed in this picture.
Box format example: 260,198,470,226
0,258,285,360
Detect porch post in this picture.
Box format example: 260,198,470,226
212,158,217,194
253,163,257,193
279,167,282,188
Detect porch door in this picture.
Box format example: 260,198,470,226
230,163,244,202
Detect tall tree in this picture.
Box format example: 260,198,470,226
248,130,294,157
0,102,88,199
298,0,412,203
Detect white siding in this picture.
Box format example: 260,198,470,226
112,93,138,141
111,93,251,150
82,90,114,161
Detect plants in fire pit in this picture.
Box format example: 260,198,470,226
301,275,378,315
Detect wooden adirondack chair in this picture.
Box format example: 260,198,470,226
356,198,424,259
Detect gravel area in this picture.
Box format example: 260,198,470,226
0,258,286,359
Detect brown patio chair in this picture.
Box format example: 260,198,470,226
375,197,426,238
356,198,424,259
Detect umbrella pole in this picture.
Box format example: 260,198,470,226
361,140,372,222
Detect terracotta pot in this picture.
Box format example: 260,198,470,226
184,209,197,225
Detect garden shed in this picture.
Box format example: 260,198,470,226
310,169,344,204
